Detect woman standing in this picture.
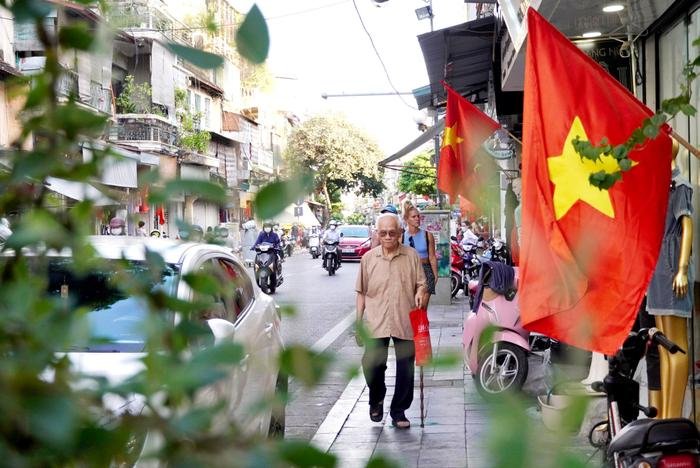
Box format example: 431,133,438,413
403,204,438,308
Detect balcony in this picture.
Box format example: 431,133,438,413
56,69,78,98
109,114,178,154
88,81,112,114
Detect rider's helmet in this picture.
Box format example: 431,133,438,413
263,222,273,233
108,217,126,236
328,220,338,229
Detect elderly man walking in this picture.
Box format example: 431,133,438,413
355,213,427,429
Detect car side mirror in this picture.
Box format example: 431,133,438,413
340,232,344,237
450,236,457,241
207,318,235,343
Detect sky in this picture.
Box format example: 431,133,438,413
232,0,470,156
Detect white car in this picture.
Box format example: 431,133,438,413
23,236,285,459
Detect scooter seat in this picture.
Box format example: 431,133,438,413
608,418,700,456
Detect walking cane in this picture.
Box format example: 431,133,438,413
410,308,432,429
419,366,425,428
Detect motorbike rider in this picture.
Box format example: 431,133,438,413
322,220,342,268
254,222,282,268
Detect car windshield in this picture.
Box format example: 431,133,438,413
339,226,369,238
46,258,179,352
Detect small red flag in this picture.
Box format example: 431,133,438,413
519,9,672,354
438,84,500,204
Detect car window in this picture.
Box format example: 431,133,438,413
339,226,370,238
217,259,255,321
196,260,233,323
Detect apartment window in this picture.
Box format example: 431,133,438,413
194,94,201,113
204,97,211,129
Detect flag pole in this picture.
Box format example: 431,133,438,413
504,129,523,146
670,130,700,160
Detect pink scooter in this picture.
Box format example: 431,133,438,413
463,261,530,397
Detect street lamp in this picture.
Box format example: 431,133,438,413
415,5,433,21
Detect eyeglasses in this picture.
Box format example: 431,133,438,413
409,236,415,248
378,230,398,238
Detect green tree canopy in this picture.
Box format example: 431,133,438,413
397,151,436,197
284,114,385,222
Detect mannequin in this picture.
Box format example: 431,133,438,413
647,140,694,419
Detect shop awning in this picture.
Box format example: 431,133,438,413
379,118,444,167
45,177,116,206
416,15,496,109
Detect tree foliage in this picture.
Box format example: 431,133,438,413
284,114,385,221
397,151,436,197
0,2,338,466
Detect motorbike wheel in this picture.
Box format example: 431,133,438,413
451,272,461,297
328,265,335,276
268,274,277,294
475,342,528,398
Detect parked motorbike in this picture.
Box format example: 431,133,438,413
308,234,320,259
488,238,513,265
589,328,700,467
323,241,340,276
463,261,530,398
254,242,283,294
450,237,483,306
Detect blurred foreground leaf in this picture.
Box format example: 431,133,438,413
254,172,314,219
235,4,269,64
280,345,333,388
165,42,224,69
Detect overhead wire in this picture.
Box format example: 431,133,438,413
350,0,417,111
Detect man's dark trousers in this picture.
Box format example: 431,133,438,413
362,337,415,418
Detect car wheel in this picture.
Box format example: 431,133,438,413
475,342,528,398
268,371,288,439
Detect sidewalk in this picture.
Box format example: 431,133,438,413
308,296,603,468
310,300,471,468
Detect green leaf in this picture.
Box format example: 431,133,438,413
618,158,632,171
165,42,223,69
150,179,227,205
642,123,660,139
190,342,245,367
681,104,697,116
58,23,95,50
254,172,314,219
366,455,401,468
277,441,337,468
10,0,52,21
235,4,269,64
54,103,108,139
172,405,219,436
6,210,69,248
279,345,333,388
183,272,221,296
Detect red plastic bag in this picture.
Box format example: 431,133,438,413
409,308,432,366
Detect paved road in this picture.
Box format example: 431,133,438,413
274,249,359,347
267,248,363,440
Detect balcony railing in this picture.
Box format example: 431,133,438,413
89,81,112,114
56,69,78,98
109,115,178,147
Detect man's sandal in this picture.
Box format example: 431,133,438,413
369,403,383,422
391,413,410,429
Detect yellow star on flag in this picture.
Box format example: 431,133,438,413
547,116,634,220
441,124,464,153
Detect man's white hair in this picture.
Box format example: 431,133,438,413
375,213,400,229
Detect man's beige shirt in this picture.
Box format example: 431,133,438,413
355,244,427,340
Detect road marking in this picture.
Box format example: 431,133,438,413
311,309,356,353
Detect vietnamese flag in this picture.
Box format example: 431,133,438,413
519,9,672,354
438,84,500,204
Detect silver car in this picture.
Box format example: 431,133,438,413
19,236,285,457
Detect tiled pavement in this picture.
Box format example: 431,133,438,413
307,297,605,467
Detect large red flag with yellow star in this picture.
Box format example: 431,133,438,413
438,84,500,204
519,9,673,354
